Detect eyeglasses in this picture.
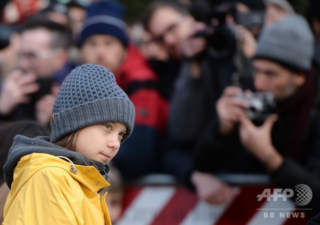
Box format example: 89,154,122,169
154,17,185,43
18,49,62,63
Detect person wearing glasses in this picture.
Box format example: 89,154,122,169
142,0,204,60
0,16,74,125
141,0,258,204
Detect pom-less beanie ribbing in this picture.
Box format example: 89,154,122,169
78,0,128,47
50,64,135,143
254,15,314,71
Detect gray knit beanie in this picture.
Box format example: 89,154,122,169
254,15,314,71
50,64,135,143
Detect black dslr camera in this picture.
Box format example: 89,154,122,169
191,1,264,54
191,2,237,55
234,92,276,121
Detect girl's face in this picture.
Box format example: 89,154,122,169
75,123,127,163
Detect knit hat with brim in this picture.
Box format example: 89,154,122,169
78,0,128,47
254,15,314,71
50,64,135,143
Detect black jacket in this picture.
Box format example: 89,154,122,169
194,89,320,216
308,212,320,225
164,51,253,187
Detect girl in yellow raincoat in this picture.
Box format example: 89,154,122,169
2,64,135,225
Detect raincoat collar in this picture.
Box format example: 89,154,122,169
15,153,111,193
4,135,109,189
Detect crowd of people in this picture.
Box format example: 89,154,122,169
1,0,320,223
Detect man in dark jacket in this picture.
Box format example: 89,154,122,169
195,15,320,216
161,0,256,202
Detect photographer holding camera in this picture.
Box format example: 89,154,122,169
0,16,73,125
194,15,320,215
142,0,262,202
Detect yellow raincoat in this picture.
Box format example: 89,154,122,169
3,152,112,225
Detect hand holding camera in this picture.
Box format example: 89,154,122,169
0,70,39,115
217,86,248,135
180,22,207,59
239,112,280,169
217,86,282,171
0,69,57,125
217,86,276,134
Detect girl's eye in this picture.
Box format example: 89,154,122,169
119,132,125,137
105,124,111,130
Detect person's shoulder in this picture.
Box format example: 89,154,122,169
34,165,69,176
31,166,76,186
27,166,84,196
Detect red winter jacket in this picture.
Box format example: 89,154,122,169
114,45,168,133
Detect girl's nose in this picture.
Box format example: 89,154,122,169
107,134,120,150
